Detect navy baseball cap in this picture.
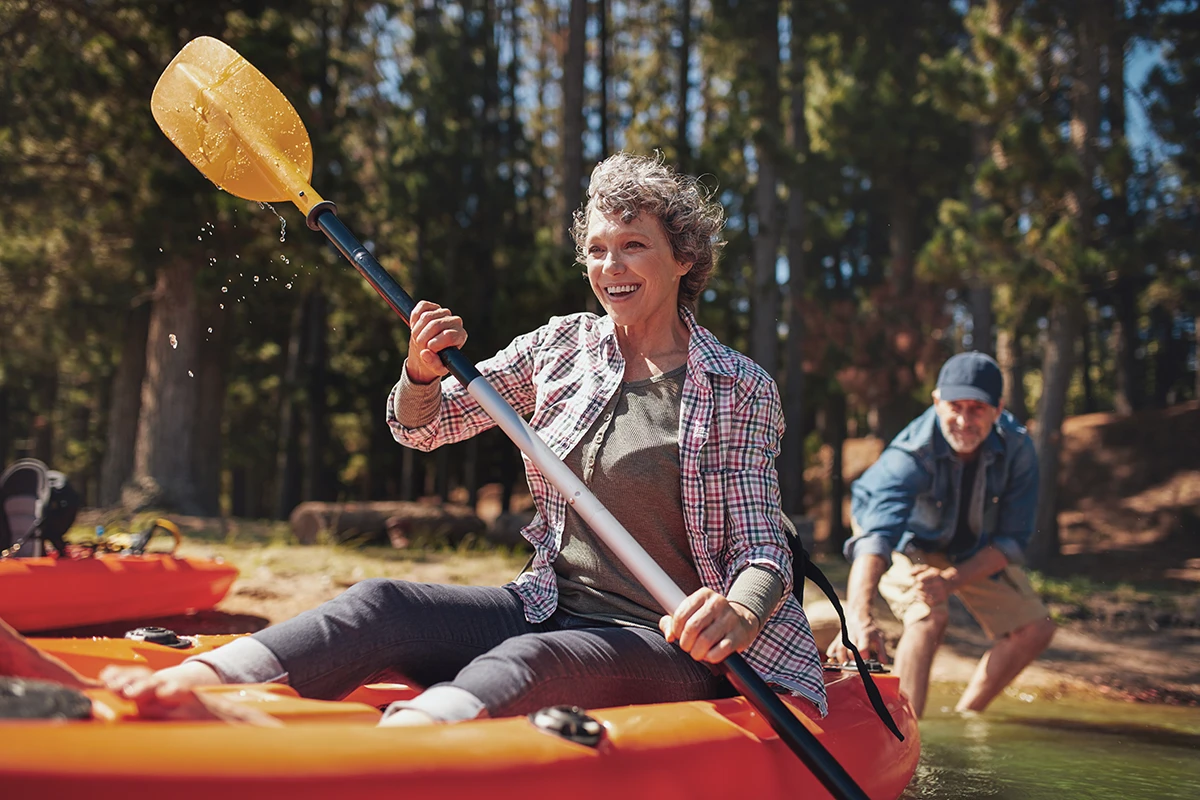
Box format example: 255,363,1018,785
936,352,1003,407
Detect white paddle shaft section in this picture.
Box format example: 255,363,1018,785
466,378,689,615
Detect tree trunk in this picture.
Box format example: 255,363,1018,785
825,390,848,555
748,0,782,376
275,296,308,519
464,437,479,508
675,0,692,169
996,324,1028,423
966,11,998,355
230,465,247,518
190,302,229,517
1111,278,1140,414
1028,299,1081,570
1105,3,1137,415
32,371,58,465
559,0,586,244
1080,303,1096,413
968,282,994,355
304,290,331,502
872,189,921,442
780,6,808,516
1152,305,1181,407
124,261,200,513
99,301,150,506
400,447,415,502
1029,4,1102,568
598,0,611,159
288,500,485,547
887,187,917,298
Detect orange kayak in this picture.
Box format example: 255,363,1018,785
3,635,920,800
0,555,239,632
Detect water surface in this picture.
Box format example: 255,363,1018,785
901,683,1200,799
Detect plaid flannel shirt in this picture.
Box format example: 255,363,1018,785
386,308,826,714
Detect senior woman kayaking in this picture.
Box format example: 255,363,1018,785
92,152,825,725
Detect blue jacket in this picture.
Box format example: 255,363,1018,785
846,405,1039,567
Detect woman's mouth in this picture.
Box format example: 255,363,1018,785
605,284,639,297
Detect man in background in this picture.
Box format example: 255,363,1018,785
828,352,1056,717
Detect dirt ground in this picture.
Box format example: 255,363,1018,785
56,402,1200,707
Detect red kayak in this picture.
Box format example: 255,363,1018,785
0,554,238,633
3,634,920,800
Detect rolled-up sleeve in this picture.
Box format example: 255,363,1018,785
386,325,542,451
720,381,794,598
844,447,931,563
990,436,1039,566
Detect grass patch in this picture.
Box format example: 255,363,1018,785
1028,572,1177,607
175,528,532,590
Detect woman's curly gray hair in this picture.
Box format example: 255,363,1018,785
571,152,725,309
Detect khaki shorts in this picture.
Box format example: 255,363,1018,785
878,550,1048,640
849,519,1049,641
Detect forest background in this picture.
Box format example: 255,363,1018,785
1,0,1197,570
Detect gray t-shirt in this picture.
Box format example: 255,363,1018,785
393,364,783,629
556,366,701,626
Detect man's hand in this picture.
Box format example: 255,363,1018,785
911,565,959,606
659,588,760,664
827,615,889,665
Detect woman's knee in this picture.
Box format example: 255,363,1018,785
329,578,425,622
338,577,397,604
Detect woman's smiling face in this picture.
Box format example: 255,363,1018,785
584,209,691,332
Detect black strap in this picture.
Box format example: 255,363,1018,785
802,560,905,741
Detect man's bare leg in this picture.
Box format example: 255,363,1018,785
892,608,949,718
0,617,97,688
956,617,1056,713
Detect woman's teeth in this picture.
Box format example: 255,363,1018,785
607,285,638,295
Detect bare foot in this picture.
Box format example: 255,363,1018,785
0,616,98,689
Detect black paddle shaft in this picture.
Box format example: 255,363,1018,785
311,207,869,800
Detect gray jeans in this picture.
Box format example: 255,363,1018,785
197,579,731,720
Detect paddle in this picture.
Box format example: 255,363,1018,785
151,37,872,800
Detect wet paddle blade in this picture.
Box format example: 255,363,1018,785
150,36,325,216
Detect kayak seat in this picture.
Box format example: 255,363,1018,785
0,460,50,558
0,459,78,558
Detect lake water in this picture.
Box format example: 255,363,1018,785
900,684,1200,799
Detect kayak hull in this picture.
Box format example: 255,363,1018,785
0,555,239,632
4,636,920,800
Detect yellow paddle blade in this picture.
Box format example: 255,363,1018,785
151,36,326,218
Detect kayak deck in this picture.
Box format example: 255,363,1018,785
6,635,920,800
